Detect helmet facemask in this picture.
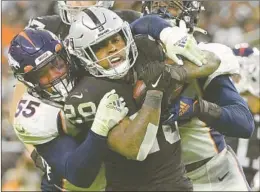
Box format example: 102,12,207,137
58,1,96,25
23,49,75,102
73,21,138,79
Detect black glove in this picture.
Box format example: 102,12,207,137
137,60,174,92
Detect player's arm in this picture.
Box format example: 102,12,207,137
197,75,254,138
107,90,163,161
165,50,220,82
35,130,107,188
12,96,105,188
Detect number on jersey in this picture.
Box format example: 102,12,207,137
15,100,40,118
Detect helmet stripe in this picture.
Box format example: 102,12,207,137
83,8,102,27
19,31,36,48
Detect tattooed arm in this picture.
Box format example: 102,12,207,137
108,90,163,161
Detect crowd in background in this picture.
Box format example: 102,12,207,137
1,1,259,191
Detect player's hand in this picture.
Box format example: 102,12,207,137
163,96,198,125
137,60,175,92
91,89,129,137
160,22,207,67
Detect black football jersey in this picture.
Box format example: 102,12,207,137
226,113,260,186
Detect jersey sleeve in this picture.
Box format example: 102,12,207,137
13,93,61,145
198,42,240,89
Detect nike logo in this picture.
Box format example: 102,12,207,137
71,93,83,99
218,171,229,181
152,74,162,88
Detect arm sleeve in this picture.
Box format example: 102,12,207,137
204,75,254,138
36,130,107,188
130,15,171,39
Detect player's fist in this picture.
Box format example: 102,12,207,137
163,96,198,125
160,25,207,67
91,89,129,137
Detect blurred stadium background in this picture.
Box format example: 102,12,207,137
1,1,259,191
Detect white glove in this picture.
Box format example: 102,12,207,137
160,21,207,67
91,89,129,136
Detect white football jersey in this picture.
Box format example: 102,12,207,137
198,42,240,89
13,93,61,145
178,83,226,165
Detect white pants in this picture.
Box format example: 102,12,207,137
186,146,251,191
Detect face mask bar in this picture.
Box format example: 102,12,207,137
58,1,92,25
72,21,138,79
24,52,75,102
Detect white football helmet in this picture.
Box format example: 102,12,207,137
233,44,260,98
57,1,114,25
66,7,138,79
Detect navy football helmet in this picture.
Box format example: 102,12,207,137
142,1,205,33
8,28,77,102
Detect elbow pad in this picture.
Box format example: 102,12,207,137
195,99,222,125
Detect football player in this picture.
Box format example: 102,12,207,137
63,6,245,191
129,1,255,190
226,44,260,190
8,28,111,191
58,6,215,190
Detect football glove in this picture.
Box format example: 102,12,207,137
137,60,176,93
160,22,207,67
91,89,129,137
163,96,198,125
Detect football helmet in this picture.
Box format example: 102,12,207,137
8,28,76,102
142,1,205,33
232,43,260,98
66,7,138,79
57,1,114,25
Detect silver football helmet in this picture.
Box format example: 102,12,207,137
57,1,114,25
66,7,138,79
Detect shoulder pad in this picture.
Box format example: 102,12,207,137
13,93,60,145
198,43,240,89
